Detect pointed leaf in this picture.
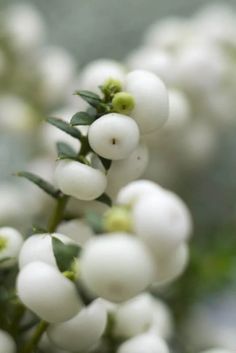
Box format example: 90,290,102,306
56,142,78,160
52,237,81,273
96,193,112,207
75,90,102,108
71,111,96,126
46,117,81,139
15,171,61,199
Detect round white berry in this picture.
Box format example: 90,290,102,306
78,59,125,94
5,4,45,51
164,89,191,131
124,70,169,134
57,220,93,246
88,113,140,160
0,227,23,268
116,180,163,206
113,293,154,338
154,243,189,284
106,143,149,197
54,160,107,201
47,299,107,352
149,298,173,339
17,261,81,323
117,332,169,353
18,233,73,270
132,190,192,255
80,234,155,302
0,330,16,353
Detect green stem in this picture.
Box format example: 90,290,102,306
19,320,48,353
48,195,69,233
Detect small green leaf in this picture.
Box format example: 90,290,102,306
96,193,112,207
46,117,81,139
56,142,78,160
99,157,112,171
75,90,102,108
15,171,61,199
85,212,104,234
52,237,81,273
71,111,96,126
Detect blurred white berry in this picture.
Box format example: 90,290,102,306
116,180,162,206
0,227,23,268
57,219,94,246
88,113,140,160
17,261,81,323
37,47,76,106
47,299,107,352
54,160,107,201
80,234,155,302
124,70,169,134
106,143,149,197
18,233,74,270
164,89,191,131
77,59,125,94
149,298,173,339
126,48,177,86
117,332,169,353
0,96,38,132
132,190,192,255
0,329,16,353
113,293,154,338
5,4,45,51
154,243,189,284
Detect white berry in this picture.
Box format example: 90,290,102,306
18,233,73,270
88,113,140,160
0,227,23,268
117,332,169,353
54,160,107,201
17,261,81,323
106,143,149,197
0,329,16,353
132,190,192,255
117,180,163,206
154,243,189,284
113,293,154,338
57,219,94,246
47,299,107,352
78,59,125,94
124,70,169,134
80,233,155,302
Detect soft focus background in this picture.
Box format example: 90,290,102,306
1,1,236,352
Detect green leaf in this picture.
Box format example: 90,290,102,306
52,237,81,273
71,111,96,126
75,90,102,108
85,211,104,234
96,193,112,207
56,142,78,160
99,157,112,171
46,117,81,139
15,171,61,199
